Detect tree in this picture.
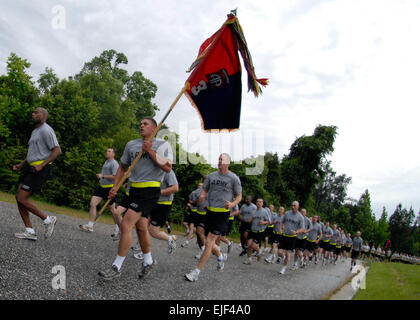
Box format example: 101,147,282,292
279,125,338,207
313,160,352,219
374,207,390,248
389,204,415,254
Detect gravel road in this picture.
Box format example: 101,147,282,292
0,200,354,300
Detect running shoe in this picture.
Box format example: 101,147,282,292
79,224,93,233
138,260,156,279
217,258,225,271
279,266,287,274
184,270,199,282
168,236,176,254
181,241,189,248
227,241,233,254
133,252,144,260
111,230,120,241
98,265,121,281
44,216,57,239
14,230,37,241
243,259,252,265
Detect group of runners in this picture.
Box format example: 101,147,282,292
182,193,365,277
12,108,366,283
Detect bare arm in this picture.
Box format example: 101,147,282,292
161,183,179,196
32,146,62,172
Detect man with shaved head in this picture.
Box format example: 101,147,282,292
13,107,62,241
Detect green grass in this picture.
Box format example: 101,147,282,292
0,190,116,225
354,262,420,300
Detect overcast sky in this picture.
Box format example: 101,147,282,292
1,0,419,218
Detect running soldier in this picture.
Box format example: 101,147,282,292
13,107,61,241
181,183,202,248
351,231,363,271
304,215,322,265
238,196,257,256
79,148,118,233
147,169,178,254
184,153,242,282
98,117,173,281
279,201,305,275
293,208,311,269
243,199,270,265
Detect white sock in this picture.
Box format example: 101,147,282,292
114,224,119,232
44,216,51,224
112,255,126,271
87,221,94,228
194,268,200,275
143,252,153,266
217,254,223,261
201,246,205,252
26,228,35,234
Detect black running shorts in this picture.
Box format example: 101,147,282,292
240,221,252,234
93,185,115,205
18,163,51,194
271,233,282,244
221,218,234,236
321,240,330,250
281,235,297,251
118,193,131,209
194,211,207,229
127,186,160,218
295,238,307,251
305,240,316,252
248,231,265,244
204,209,229,236
351,250,360,260
150,203,172,227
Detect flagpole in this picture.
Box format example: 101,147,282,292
95,86,187,221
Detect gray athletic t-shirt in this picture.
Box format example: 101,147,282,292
281,210,304,236
120,138,173,183
353,237,363,251
321,226,333,240
330,229,340,244
26,123,60,163
158,170,178,202
272,212,281,233
250,208,270,232
100,159,119,186
307,222,322,241
202,171,242,210
240,203,257,222
345,237,353,246
298,216,312,239
189,188,202,210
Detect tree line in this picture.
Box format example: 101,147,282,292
1,50,418,256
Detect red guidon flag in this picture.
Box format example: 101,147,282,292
185,12,268,132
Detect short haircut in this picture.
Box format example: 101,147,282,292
142,116,157,127
37,107,48,120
